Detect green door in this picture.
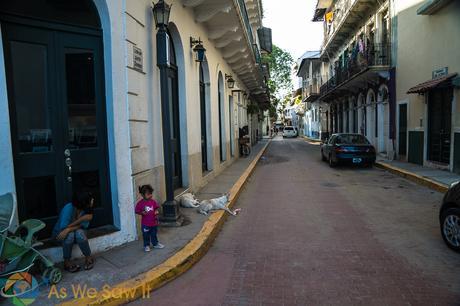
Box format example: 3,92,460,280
428,88,452,164
2,23,112,238
399,104,407,156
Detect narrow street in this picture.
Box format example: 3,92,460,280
133,136,460,306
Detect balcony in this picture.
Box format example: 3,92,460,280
181,0,269,104
236,0,258,61
319,43,391,99
321,0,377,56
304,79,321,102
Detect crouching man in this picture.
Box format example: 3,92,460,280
52,191,95,272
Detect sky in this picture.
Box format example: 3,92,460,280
262,0,324,62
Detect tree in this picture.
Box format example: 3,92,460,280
262,45,294,99
262,45,294,122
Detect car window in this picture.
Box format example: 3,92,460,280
328,136,336,144
336,134,370,145
285,127,293,131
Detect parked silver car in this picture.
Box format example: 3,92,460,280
283,126,297,138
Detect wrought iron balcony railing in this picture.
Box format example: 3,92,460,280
319,43,391,97
303,79,321,100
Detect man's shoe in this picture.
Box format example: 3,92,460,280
153,243,164,249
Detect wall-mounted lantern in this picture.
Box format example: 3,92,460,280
190,37,206,63
225,74,235,89
152,0,171,29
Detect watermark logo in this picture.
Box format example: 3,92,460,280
1,272,39,306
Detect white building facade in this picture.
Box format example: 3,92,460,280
297,51,330,140
0,0,271,261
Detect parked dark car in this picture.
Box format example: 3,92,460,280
439,181,460,252
320,133,376,167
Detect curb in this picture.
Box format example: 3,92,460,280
59,140,271,306
375,161,448,193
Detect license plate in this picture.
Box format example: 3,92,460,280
352,158,362,163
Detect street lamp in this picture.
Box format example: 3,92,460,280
153,0,183,225
152,0,171,29
225,74,235,89
190,37,206,63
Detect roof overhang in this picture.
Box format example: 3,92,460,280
182,0,268,96
313,0,333,21
296,59,307,77
305,94,320,102
407,73,457,94
417,0,453,15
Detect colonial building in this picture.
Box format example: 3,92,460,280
297,50,330,140
313,0,460,173
394,0,460,173
0,0,271,261
313,0,394,156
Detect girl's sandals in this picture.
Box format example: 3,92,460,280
64,263,81,273
84,257,95,271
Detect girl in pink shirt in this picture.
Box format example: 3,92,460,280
135,185,164,252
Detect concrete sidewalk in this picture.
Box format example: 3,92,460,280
376,158,460,193
302,135,322,144
28,140,269,306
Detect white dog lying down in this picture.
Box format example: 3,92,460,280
197,193,241,216
179,193,200,208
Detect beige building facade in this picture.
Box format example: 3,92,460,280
394,0,460,173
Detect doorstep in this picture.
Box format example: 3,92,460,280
375,158,460,193
27,139,271,306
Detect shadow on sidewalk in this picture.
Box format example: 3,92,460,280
33,140,269,305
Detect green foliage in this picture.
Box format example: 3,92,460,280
260,45,294,122
268,104,277,118
282,94,293,106
262,45,294,98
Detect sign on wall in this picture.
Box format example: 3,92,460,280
432,67,448,79
133,46,143,72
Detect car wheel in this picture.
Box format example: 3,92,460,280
321,150,327,161
440,208,460,252
328,154,336,168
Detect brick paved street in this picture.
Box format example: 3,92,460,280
132,136,460,306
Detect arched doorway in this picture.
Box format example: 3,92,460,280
166,31,182,189
0,0,112,237
366,89,376,147
218,72,226,162
229,95,235,157
378,85,389,154
199,62,211,172
357,94,366,135
352,97,358,133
